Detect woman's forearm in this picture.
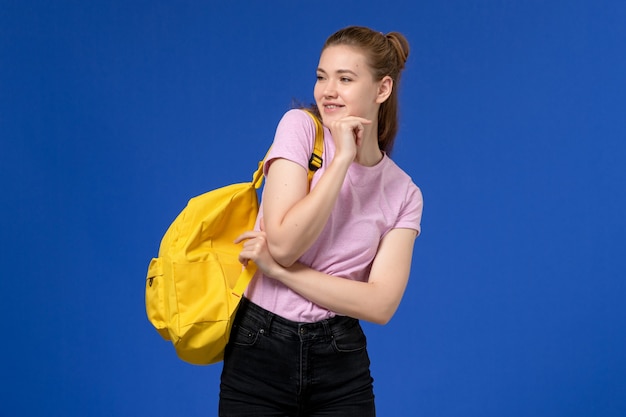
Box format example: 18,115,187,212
272,263,398,325
267,228,416,324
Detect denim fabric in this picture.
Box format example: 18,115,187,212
219,298,376,417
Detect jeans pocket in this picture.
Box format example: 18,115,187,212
331,322,367,353
230,323,260,347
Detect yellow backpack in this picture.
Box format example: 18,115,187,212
145,110,324,365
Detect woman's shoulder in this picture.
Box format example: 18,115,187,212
383,155,415,182
275,108,318,143
266,109,318,172
382,156,422,196
278,108,314,127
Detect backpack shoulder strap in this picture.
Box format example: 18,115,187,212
302,109,324,184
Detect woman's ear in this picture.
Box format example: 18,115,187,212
376,76,393,104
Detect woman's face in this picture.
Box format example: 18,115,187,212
314,45,382,126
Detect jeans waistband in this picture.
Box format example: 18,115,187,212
236,297,359,340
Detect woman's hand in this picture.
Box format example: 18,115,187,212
234,220,282,278
327,116,372,163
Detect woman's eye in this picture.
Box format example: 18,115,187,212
340,77,352,83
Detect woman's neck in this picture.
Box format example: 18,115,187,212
354,129,384,166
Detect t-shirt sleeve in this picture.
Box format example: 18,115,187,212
263,109,317,176
395,184,424,236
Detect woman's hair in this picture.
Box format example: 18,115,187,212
310,26,410,155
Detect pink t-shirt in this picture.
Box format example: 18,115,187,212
246,109,423,322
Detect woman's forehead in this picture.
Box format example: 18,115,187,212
318,45,369,73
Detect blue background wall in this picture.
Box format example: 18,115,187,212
1,1,625,416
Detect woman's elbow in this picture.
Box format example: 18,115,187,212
267,242,299,268
368,311,394,325
362,303,398,325
366,292,404,325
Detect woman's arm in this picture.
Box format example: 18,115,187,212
262,115,370,267
262,155,350,267
237,227,417,324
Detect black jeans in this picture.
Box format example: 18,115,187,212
219,298,376,417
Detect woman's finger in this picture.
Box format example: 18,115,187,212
234,230,263,244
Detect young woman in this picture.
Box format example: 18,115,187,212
219,26,423,416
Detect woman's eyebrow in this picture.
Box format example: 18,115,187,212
336,69,358,76
316,68,358,76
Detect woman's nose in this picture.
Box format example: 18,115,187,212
323,80,337,98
